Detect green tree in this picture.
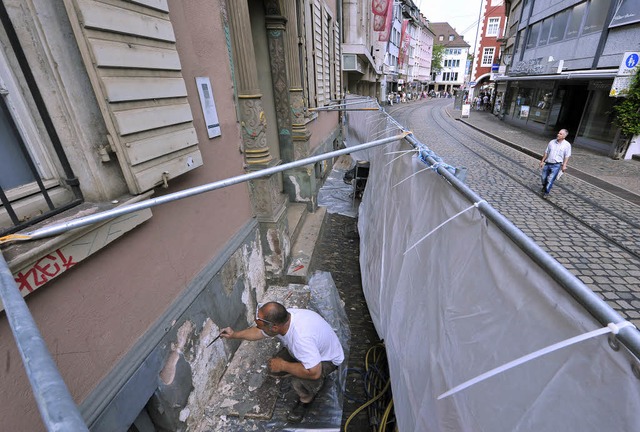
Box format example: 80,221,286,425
431,44,445,74
613,68,640,137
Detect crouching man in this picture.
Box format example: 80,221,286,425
220,301,344,423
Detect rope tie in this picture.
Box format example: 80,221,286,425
438,320,635,400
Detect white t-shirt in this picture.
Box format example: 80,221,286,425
276,309,344,369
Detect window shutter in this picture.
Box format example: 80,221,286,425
311,0,325,106
63,0,202,195
333,23,341,100
322,8,331,103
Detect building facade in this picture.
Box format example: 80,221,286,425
471,0,508,99
498,0,640,157
430,23,470,94
414,14,435,89
0,0,341,430
343,0,381,97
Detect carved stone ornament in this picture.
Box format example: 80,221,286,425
239,98,272,165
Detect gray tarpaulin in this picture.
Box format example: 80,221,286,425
345,99,640,431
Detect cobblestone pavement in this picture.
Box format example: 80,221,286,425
386,99,640,325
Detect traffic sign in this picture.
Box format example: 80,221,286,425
618,52,640,76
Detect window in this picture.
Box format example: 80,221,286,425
448,35,455,41
482,47,495,66
526,21,541,48
439,35,444,41
442,72,458,81
566,2,587,38
538,18,552,46
548,10,569,43
311,1,336,106
583,0,613,34
0,32,78,235
486,17,501,37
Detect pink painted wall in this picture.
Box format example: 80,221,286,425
0,1,253,430
308,111,340,154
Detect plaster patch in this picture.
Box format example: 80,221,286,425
159,320,194,385
242,237,266,300
287,175,311,202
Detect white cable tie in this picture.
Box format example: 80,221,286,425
392,166,431,188
385,149,418,166
473,200,486,208
608,320,633,334
385,149,418,155
404,203,479,255
437,321,633,400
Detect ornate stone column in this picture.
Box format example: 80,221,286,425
227,0,289,276
280,0,317,210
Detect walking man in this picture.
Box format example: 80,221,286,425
220,302,344,423
539,129,571,198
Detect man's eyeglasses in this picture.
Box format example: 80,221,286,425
255,303,274,326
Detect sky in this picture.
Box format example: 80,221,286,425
416,0,484,51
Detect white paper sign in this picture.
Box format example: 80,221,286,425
196,77,221,138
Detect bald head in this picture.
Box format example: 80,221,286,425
262,302,289,325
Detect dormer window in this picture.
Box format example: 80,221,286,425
449,35,455,41
439,35,444,41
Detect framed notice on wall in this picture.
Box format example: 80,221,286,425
195,77,221,138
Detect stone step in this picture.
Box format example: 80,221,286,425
286,206,326,282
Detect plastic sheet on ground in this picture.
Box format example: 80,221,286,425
317,167,357,218
344,96,640,431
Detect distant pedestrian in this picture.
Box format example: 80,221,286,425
539,129,571,198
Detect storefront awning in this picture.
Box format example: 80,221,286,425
496,69,617,82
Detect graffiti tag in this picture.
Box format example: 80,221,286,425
14,250,76,293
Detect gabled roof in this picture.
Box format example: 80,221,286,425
429,22,470,48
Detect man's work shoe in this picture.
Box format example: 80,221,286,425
287,400,311,423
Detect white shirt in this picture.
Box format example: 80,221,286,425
544,139,571,163
276,309,344,369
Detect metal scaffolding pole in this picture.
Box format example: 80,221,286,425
0,253,89,431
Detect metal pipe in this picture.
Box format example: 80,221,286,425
313,107,381,112
7,133,406,242
0,254,89,431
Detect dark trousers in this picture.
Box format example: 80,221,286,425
274,349,337,403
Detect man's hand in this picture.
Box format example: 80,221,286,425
539,161,544,168
268,357,288,373
219,327,235,339
562,165,567,172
